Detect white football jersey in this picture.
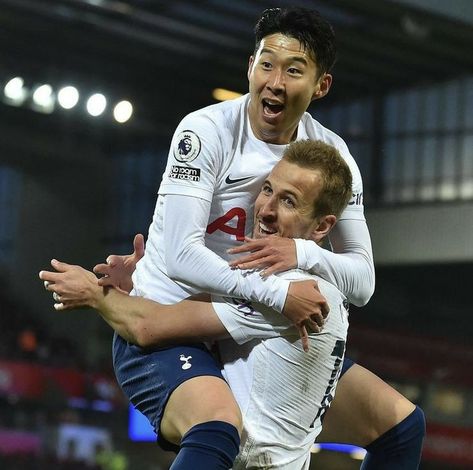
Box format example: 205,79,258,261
215,270,349,469
132,94,364,304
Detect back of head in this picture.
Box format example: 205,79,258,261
282,140,352,218
254,7,337,76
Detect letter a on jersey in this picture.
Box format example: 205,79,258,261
206,208,246,241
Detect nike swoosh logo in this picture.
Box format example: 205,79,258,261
225,175,254,184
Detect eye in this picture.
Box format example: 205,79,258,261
282,196,295,208
261,61,272,70
261,184,272,195
288,67,302,75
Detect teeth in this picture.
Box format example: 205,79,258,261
259,222,276,234
264,99,283,106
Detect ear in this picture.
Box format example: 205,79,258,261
247,55,255,81
310,214,337,243
312,73,332,101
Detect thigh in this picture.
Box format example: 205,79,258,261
162,375,242,445
112,333,225,444
317,363,416,446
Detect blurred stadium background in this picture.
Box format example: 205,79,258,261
0,0,472,468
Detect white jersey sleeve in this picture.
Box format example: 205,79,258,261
162,193,290,312
294,127,375,306
158,111,224,202
211,270,348,345
294,218,374,307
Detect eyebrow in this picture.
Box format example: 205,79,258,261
265,178,300,201
259,48,309,66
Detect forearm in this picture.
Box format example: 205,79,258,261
95,289,229,348
163,194,289,312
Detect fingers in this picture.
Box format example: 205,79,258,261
296,324,309,353
260,262,286,278
97,276,115,287
306,316,323,332
93,263,110,276
39,270,61,284
317,296,330,318
230,255,274,271
133,233,145,258
227,239,265,254
50,259,72,272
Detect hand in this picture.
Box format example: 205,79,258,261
93,233,145,294
227,236,297,278
282,280,329,353
39,260,102,311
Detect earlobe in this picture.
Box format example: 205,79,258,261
311,215,337,243
312,74,332,101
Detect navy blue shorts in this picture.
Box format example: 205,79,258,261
112,333,224,447
340,356,355,377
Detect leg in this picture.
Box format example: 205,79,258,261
163,376,242,470
317,363,425,469
161,375,243,444
112,335,241,469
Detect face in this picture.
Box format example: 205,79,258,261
247,33,332,145
253,159,332,242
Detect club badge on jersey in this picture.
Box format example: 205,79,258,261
173,130,201,163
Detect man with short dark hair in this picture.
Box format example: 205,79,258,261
41,7,424,469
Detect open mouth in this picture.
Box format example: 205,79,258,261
257,221,277,237
262,98,284,117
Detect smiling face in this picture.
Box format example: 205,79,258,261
247,33,332,145
253,159,335,242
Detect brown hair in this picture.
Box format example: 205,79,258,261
282,140,352,219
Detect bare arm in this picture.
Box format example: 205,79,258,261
39,260,228,348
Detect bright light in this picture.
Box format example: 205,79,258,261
57,86,79,109
350,449,367,460
4,77,28,105
212,88,243,101
113,100,133,123
32,84,54,113
310,444,321,454
86,93,107,116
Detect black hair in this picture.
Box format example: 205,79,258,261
254,7,337,75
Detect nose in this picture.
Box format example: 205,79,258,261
266,69,285,94
259,196,277,221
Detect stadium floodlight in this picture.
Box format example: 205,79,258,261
32,84,55,113
86,93,107,116
3,77,28,106
113,100,133,123
212,88,242,102
57,86,79,109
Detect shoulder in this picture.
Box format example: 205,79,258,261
301,113,363,187
179,94,247,133
276,269,345,303
301,113,351,154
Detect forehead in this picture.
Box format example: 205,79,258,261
256,33,316,65
269,160,321,197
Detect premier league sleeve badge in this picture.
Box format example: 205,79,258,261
173,130,201,163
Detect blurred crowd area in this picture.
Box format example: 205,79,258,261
0,283,82,369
